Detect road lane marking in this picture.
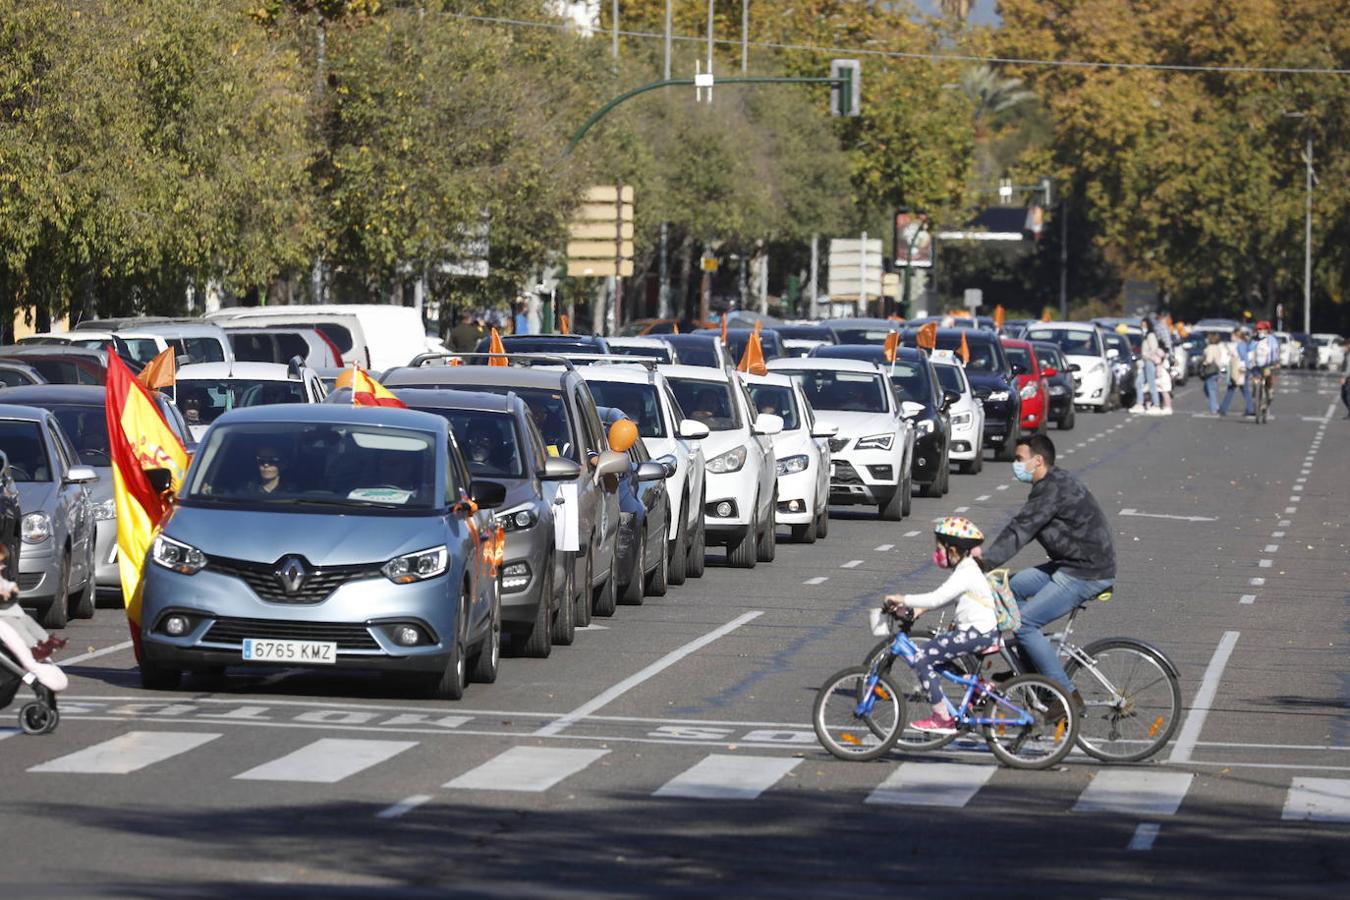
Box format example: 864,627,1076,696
1251,577,1265,586
904,530,920,537
996,484,1009,491
1279,519,1292,527
865,763,995,808
445,746,608,792
1272,531,1285,538
1240,595,1256,604
235,738,416,783
575,624,610,631
0,727,20,742
874,544,894,552
1282,778,1350,822
56,640,134,667
1259,559,1272,568
376,794,433,820
975,495,990,502
1168,631,1240,764
841,560,863,569
1284,506,1298,514
953,506,969,513
1295,478,1306,484
29,731,221,774
1119,509,1217,523
1074,771,1194,816
534,611,764,737
804,576,828,585
653,754,800,800
1128,823,1161,852
1265,545,1279,553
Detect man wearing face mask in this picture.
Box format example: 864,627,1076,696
980,434,1115,709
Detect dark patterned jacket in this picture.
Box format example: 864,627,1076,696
983,467,1116,580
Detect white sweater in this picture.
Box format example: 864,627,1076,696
903,557,1000,633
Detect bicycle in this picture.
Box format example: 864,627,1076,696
863,590,1182,763
814,607,1079,770
1251,367,1271,424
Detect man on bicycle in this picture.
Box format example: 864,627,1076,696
1249,320,1280,410
979,434,1115,711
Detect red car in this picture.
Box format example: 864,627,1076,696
1000,338,1049,434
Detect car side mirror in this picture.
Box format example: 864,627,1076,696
636,461,671,481
1068,363,1082,372
1106,348,1119,360
942,390,960,410
592,450,631,482
900,401,924,419
677,418,710,440
468,479,507,509
810,423,838,439
752,413,783,436
1041,367,1057,378
1010,364,1027,377
66,465,99,485
538,457,582,481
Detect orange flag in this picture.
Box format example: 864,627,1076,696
882,331,899,363
720,313,728,345
993,305,1006,331
916,321,938,351
488,326,509,367
1041,307,1053,322
335,366,408,408
559,314,571,335
672,323,680,334
137,347,177,390
736,330,768,376
959,331,971,364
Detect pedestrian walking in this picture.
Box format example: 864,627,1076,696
1218,327,1254,417
1156,356,1174,415
513,302,529,336
449,313,484,353
1340,338,1350,419
1131,320,1161,413
1201,333,1226,414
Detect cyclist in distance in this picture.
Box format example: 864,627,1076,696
978,434,1115,711
1250,320,1281,409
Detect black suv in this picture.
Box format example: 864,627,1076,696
901,328,1021,461
1029,342,1077,430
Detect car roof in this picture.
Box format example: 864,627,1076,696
177,362,299,379
657,363,731,383
605,336,669,347
900,327,999,344
662,333,718,345
136,323,227,336
738,371,793,387
1024,321,1098,332
768,357,883,374
809,345,928,364
577,365,654,385
820,317,901,328
212,402,447,431
383,364,572,390
0,384,107,405
0,403,52,423
392,388,520,415
0,345,107,360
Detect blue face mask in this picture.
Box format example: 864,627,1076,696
1012,459,1035,483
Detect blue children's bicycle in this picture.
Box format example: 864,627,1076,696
812,606,1079,770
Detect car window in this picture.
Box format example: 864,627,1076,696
175,378,308,426
1027,329,1101,356
1004,345,1032,374
471,387,576,461
747,384,800,430
28,359,83,384
884,361,931,404
585,380,667,438
576,385,606,454
47,405,112,467
187,422,438,511
0,368,35,387
609,344,672,364
667,378,742,432
794,371,889,414
47,421,77,472
229,333,275,363
934,364,965,395
662,383,687,424
119,338,162,364
169,337,226,364
831,327,893,345
0,420,52,482
436,410,524,479
521,414,548,472
666,340,718,367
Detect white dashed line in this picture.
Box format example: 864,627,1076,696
376,794,433,820
841,560,863,569
903,530,920,538
874,544,894,552
1251,577,1266,586
1258,560,1272,568
996,485,1009,491
1265,545,1279,553
953,506,969,513
1284,507,1298,514
804,576,828,585
1272,531,1285,538
1240,595,1256,605
1279,519,1292,527
975,495,990,502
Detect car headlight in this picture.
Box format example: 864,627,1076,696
495,506,537,532
951,412,972,427
382,545,448,584
986,390,1010,402
776,454,808,476
855,433,894,451
151,534,206,575
1090,361,1106,374
1048,385,1066,396
706,446,747,474
92,498,117,521
1019,383,1037,400
915,419,935,435
21,512,51,545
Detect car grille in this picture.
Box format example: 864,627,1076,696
973,387,991,400
206,555,383,605
832,460,864,485
203,616,380,650
828,437,849,453
16,572,42,591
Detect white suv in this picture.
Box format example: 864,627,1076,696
931,354,985,474
768,358,914,521
741,371,834,543
173,361,328,441
662,364,780,568
579,362,708,584
1022,323,1113,412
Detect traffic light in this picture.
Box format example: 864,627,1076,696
830,59,861,117
566,185,634,278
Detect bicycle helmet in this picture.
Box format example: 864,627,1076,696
1255,320,1272,331
934,515,984,551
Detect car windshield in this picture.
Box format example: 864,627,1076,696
186,422,439,511
666,339,719,367
175,378,307,426
0,420,51,482
934,364,965,394
1004,345,1032,374
585,381,666,438
1034,348,1065,371
1103,334,1131,357
667,378,742,431
832,327,893,345
926,337,999,373
434,410,524,478
118,339,162,365
609,344,672,364
1026,328,1101,357
46,405,111,467
720,332,783,361
795,370,889,413
775,325,835,342
167,337,226,364
23,358,102,385
746,384,800,430
469,386,576,461
886,361,931,404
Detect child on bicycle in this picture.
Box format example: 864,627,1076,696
881,516,999,734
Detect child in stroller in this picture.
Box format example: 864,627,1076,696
0,619,66,734
0,543,67,661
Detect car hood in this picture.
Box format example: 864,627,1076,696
163,505,449,567
810,409,896,438
16,481,57,515
497,478,546,516
699,427,752,458
771,429,814,458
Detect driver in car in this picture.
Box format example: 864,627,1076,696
248,446,287,495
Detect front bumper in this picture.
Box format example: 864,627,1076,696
910,431,945,485
1046,385,1072,419
828,450,899,506
17,542,59,605
947,419,981,460
704,468,758,529
95,522,121,593
774,467,817,525
1074,369,1111,407
497,529,552,628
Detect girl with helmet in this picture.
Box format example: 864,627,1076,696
882,516,1000,734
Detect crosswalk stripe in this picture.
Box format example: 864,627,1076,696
653,754,800,800
1073,771,1194,816
865,762,995,808
445,746,608,792
1282,777,1350,822
29,731,221,774
0,727,19,742
234,738,416,783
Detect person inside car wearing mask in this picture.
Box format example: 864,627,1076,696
977,434,1115,713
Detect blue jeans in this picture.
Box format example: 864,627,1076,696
1010,564,1113,692
1218,379,1252,415
1202,374,1221,413
1134,360,1159,407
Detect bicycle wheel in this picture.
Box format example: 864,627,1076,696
981,674,1077,770
1066,640,1182,763
813,666,906,762
863,638,972,751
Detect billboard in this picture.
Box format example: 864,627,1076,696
894,211,933,268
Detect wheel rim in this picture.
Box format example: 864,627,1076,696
816,671,901,759
1072,648,1178,760
983,678,1074,766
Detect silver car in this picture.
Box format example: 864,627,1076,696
0,404,98,628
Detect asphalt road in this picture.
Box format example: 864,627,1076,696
3,371,1347,897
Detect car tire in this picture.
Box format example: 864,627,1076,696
815,501,829,540
593,547,618,617
879,483,904,521
1059,405,1076,430
576,550,594,627
687,505,707,578
429,591,469,700
901,472,913,518
550,555,576,647
519,564,553,659
72,565,95,620
727,508,758,569
667,505,688,586
756,498,776,562
996,430,1018,461
42,553,71,630
644,520,669,597
139,658,181,691
469,592,501,684
620,533,645,605
791,522,815,544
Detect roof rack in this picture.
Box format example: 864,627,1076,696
565,353,660,371
406,351,576,371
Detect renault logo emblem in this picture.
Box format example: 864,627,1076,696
275,557,309,594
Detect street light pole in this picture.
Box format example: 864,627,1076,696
1303,134,1312,335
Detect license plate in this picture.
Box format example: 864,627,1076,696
830,462,838,478
241,638,337,664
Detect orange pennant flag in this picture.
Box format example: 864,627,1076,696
1041,307,1053,322
993,305,1006,331
736,330,768,376
559,314,571,335
335,365,408,408
137,347,177,391
720,313,728,345
916,321,938,351
752,319,763,336
672,323,680,334
488,326,509,367
882,331,899,363
959,331,971,364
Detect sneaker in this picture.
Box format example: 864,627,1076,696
1145,407,1164,415
910,714,959,735
1128,405,1145,413
1160,408,1173,416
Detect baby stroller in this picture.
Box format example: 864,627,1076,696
0,620,66,735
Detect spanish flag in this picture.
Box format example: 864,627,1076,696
335,366,407,408
104,354,190,655
736,330,768,376
488,327,509,367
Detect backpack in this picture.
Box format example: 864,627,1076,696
982,568,1022,633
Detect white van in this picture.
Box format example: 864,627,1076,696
207,304,442,370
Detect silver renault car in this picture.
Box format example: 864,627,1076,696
138,404,509,700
